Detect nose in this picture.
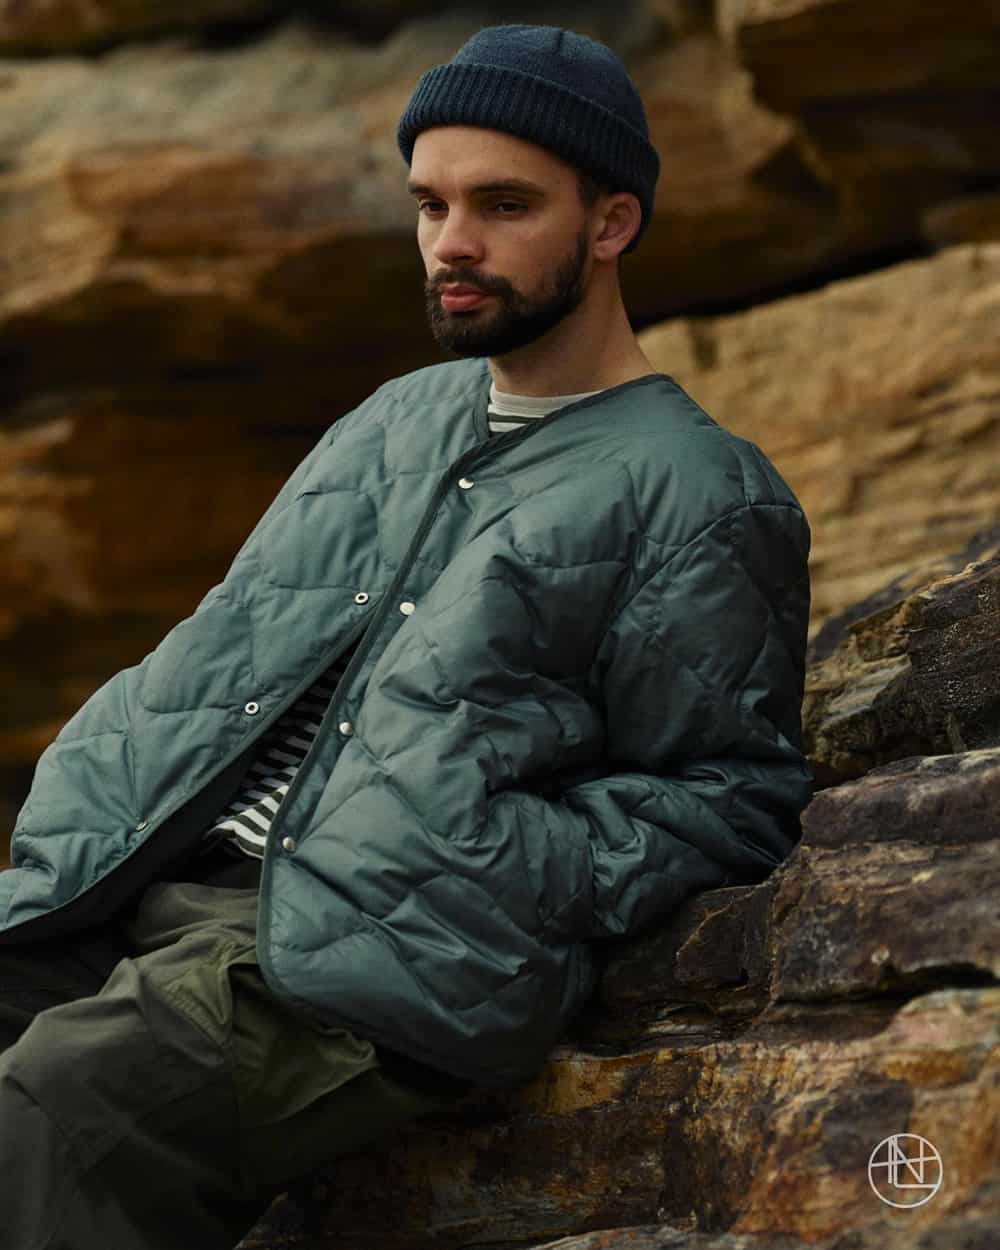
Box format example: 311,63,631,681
431,207,484,268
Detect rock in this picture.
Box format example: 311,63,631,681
240,984,999,1248
0,0,283,55
0,1,453,55
589,750,1000,1022
718,0,1000,253
922,192,1000,248
0,6,873,392
520,1172,999,1247
717,0,1000,109
0,21,433,390
621,29,850,321
0,378,327,770
589,881,775,1025
801,748,1000,850
775,796,1000,999
802,531,1000,784
237,721,999,1248
639,244,1000,632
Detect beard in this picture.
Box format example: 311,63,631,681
424,227,589,358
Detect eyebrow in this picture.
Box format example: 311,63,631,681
405,177,547,198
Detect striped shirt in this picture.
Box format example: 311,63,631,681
207,380,601,858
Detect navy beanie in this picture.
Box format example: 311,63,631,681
397,24,660,253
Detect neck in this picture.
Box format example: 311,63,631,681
487,280,656,396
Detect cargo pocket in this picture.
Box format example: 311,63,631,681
158,936,256,1052
225,955,380,1130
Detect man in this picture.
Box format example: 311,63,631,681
0,23,813,1250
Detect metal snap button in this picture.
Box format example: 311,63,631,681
339,721,353,736
135,819,148,832
244,701,260,715
354,591,370,604
399,601,415,615
458,477,474,489
281,836,297,853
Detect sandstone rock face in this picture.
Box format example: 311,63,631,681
639,244,1000,632
0,2,856,786
802,530,1000,785
0,20,436,391
0,0,282,55
718,0,1000,249
615,29,849,322
240,745,999,1249
922,191,1000,249
718,0,1000,105
0,5,853,393
0,1,450,54
0,379,324,773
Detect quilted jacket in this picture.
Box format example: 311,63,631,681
0,358,813,1088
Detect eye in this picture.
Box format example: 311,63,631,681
417,200,445,215
494,201,525,215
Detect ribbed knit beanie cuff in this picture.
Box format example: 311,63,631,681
397,25,660,253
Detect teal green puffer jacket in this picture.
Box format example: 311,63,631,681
1,359,813,1088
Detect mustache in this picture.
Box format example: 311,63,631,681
426,270,513,298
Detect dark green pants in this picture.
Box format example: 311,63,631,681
0,840,471,1250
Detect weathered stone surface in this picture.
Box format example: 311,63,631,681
771,828,999,1001
240,986,999,1249
0,378,328,767
639,245,1000,633
0,7,865,396
589,881,775,1023
718,0,1000,108
718,0,1000,255
236,726,999,1248
585,749,1000,1032
922,191,1000,248
0,0,450,54
0,0,283,55
523,1180,1000,1249
801,748,1000,850
802,538,1000,784
616,29,848,319
0,21,433,390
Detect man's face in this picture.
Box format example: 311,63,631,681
407,127,594,358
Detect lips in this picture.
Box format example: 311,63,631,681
439,284,491,311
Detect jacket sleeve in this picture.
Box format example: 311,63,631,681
9,415,347,842
485,499,814,943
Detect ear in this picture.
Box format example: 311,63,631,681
592,192,642,260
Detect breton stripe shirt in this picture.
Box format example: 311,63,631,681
206,380,601,858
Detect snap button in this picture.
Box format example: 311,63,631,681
339,720,353,736
399,601,415,615
458,477,475,489
354,591,370,605
281,836,297,853
135,819,148,832
244,701,260,715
